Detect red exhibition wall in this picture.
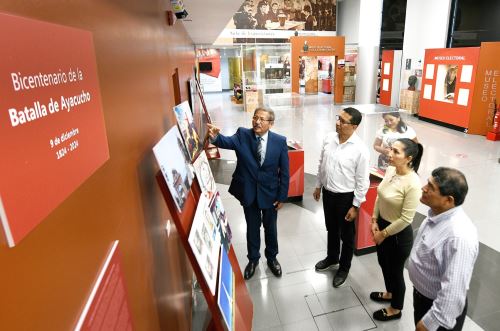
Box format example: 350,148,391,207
419,47,480,129
379,50,395,106
0,2,196,331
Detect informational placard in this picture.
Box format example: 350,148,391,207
0,13,109,247
188,194,221,295
173,101,203,162
75,241,133,331
193,153,216,199
152,126,194,213
218,247,234,331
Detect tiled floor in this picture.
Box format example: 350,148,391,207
204,91,500,331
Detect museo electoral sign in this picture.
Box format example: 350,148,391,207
0,13,109,246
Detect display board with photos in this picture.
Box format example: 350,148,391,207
152,126,194,212
188,193,221,295
173,101,204,162
209,191,232,252
154,115,252,329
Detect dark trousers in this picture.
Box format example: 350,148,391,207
322,189,355,272
413,288,467,331
243,200,278,262
376,217,413,310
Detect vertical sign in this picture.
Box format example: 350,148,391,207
75,241,134,331
0,13,109,246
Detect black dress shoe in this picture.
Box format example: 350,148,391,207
332,270,348,288
370,292,392,302
267,259,282,277
315,257,339,271
244,261,258,280
373,308,402,321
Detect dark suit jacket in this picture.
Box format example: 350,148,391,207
214,127,290,209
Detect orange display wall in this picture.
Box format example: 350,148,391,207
419,47,480,130
469,42,500,136
290,36,345,104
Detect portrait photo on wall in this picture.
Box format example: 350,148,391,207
173,101,204,161
221,0,337,44
153,126,194,212
434,64,458,103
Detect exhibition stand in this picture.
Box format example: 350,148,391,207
354,172,381,256
287,140,304,201
156,172,253,331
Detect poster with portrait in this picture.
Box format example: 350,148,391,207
153,126,194,212
434,64,458,103
188,193,221,295
193,152,217,199
209,192,232,251
173,101,204,162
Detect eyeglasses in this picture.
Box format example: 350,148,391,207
252,116,272,122
335,115,351,125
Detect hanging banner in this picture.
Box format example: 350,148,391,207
0,13,109,246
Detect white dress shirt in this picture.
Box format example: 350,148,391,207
316,132,370,207
408,206,479,331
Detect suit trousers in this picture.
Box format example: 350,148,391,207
376,217,413,310
322,189,355,273
413,288,467,331
243,200,278,262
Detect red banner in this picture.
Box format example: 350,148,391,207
0,13,109,246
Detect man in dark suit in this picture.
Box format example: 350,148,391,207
207,107,290,280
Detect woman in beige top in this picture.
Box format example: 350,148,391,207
370,138,424,322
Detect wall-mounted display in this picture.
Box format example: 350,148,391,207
173,101,203,162
153,126,194,212
419,47,480,130
0,13,109,247
196,49,222,92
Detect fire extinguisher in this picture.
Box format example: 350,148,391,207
493,103,500,134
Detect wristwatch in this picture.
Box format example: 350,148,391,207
352,205,359,209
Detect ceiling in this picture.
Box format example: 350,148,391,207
179,0,242,45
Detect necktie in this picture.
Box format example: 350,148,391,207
256,136,263,166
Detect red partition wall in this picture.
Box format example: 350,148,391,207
379,50,395,106
419,47,480,129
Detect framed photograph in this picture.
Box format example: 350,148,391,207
153,126,194,212
173,101,204,162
